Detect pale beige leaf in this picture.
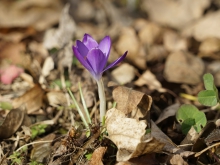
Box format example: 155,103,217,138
112,63,136,84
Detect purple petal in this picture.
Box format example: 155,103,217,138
82,34,98,50
98,36,111,58
87,48,107,79
76,40,89,57
72,46,93,72
103,51,127,72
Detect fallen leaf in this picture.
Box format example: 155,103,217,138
46,91,67,107
141,0,210,29
170,154,188,165
163,30,188,52
183,11,220,41
164,51,205,85
155,103,180,124
0,109,24,139
89,147,107,165
135,70,166,92
0,0,63,31
112,86,152,119
137,21,162,45
0,42,30,68
106,108,164,162
199,38,220,54
12,84,45,114
31,134,56,163
111,63,136,84
43,4,76,49
116,27,146,69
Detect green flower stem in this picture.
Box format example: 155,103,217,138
96,78,106,124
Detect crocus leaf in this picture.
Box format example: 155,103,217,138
198,90,218,106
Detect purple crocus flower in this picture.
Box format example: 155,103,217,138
72,34,127,81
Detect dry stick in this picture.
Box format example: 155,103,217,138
68,129,101,165
195,141,220,157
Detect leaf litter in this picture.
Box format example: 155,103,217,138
1,0,220,164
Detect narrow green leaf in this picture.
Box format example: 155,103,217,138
198,90,218,106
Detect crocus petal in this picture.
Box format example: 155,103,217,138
82,34,98,50
76,40,89,57
98,36,111,58
72,46,93,72
87,48,107,79
103,51,128,72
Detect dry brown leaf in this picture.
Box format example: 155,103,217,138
146,45,168,62
0,109,24,139
0,27,36,42
31,133,56,163
170,154,188,165
111,63,136,84
106,108,164,162
46,91,67,107
183,11,220,41
0,42,30,69
141,0,210,29
155,103,180,124
135,70,166,92
150,121,194,157
199,37,220,57
138,21,162,45
163,30,188,52
0,0,63,31
43,4,76,49
116,27,146,69
112,86,152,119
13,84,45,114
89,147,107,165
164,51,205,85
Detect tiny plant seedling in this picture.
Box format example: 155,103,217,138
176,73,220,134
176,104,207,134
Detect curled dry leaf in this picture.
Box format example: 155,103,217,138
135,70,166,93
0,109,24,139
106,108,164,162
89,147,107,165
13,84,45,114
112,86,152,119
111,63,136,84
